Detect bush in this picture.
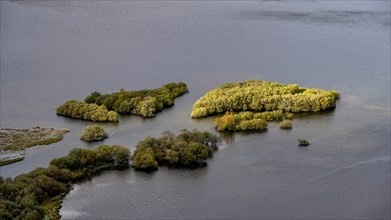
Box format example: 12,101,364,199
237,119,268,131
279,120,292,129
214,111,288,131
80,125,108,142
298,139,310,146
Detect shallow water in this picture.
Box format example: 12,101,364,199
0,1,390,219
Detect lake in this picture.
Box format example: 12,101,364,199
0,0,390,219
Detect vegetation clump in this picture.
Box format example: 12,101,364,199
56,100,119,122
84,82,188,118
298,139,310,146
0,145,131,220
0,157,24,167
131,129,218,171
214,110,292,131
80,125,108,142
279,120,293,129
191,80,339,118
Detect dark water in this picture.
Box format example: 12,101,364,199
1,1,390,219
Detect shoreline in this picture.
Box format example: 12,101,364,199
0,127,70,166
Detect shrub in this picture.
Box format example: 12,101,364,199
214,111,287,131
279,120,292,129
237,119,268,131
298,139,310,146
80,125,108,142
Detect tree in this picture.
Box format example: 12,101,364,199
112,145,131,169
131,148,158,171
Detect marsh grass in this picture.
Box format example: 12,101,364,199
0,127,69,166
0,127,69,151
0,156,24,166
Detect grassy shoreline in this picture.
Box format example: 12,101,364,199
0,127,70,166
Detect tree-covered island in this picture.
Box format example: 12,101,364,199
0,129,217,219
80,125,108,142
56,82,188,121
132,129,218,171
191,80,339,131
0,145,131,220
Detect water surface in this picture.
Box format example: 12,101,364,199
0,1,390,219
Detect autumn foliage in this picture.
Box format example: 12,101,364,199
192,80,339,118
56,100,118,122
131,129,218,171
85,82,188,117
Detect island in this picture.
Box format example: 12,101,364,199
84,82,188,117
0,128,217,219
191,80,339,131
0,127,70,166
132,129,218,171
80,125,108,142
56,82,188,121
0,145,131,220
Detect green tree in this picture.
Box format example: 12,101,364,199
131,148,158,171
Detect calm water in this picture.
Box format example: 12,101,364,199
1,1,390,219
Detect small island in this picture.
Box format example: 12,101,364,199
84,82,188,117
132,129,218,171
298,139,310,146
80,125,108,142
0,127,70,166
192,80,339,131
0,145,131,220
56,82,188,121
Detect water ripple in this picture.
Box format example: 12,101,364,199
307,157,391,183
